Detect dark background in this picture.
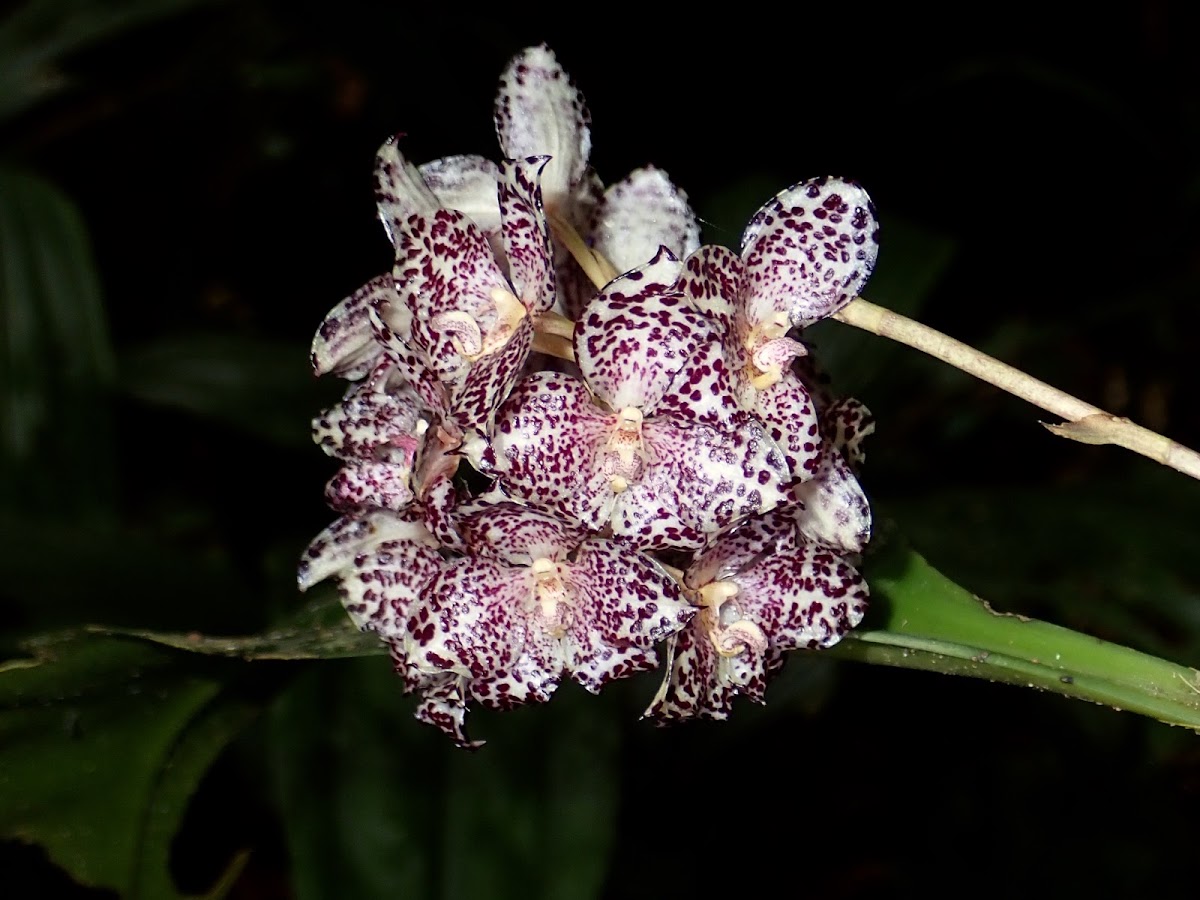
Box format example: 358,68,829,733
2,1,1200,896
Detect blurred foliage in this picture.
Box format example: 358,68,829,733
1,0,1199,898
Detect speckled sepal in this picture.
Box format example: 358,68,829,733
741,176,880,329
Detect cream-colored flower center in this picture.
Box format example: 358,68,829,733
745,311,805,391
603,407,646,492
530,557,570,638
432,287,527,362
696,580,766,658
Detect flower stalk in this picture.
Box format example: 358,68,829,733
834,297,1200,480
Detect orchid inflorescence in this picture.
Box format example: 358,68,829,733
298,45,881,747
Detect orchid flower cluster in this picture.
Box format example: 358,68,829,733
298,45,880,747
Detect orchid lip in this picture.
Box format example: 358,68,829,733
603,407,646,491
531,557,569,638
711,619,768,658
431,287,528,362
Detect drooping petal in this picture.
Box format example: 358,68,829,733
494,44,591,213
591,167,700,277
643,627,735,722
468,631,564,711
741,177,880,329
821,397,875,470
492,372,615,530
374,135,439,246
562,538,693,692
789,447,872,552
419,154,502,237
574,248,701,412
324,461,415,513
753,374,823,480
498,156,555,314
311,275,392,378
640,416,790,536
311,384,424,462
456,499,587,565
413,674,481,749
339,536,443,635
733,544,869,650
297,509,425,591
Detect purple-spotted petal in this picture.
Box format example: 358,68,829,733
324,461,415,513
341,536,443,636
790,448,872,552
574,248,700,412
649,329,741,429
734,544,869,649
366,306,450,416
394,210,518,383
413,674,481,749
685,512,798,590
406,557,565,712
741,177,880,329
405,557,528,679
677,245,743,337
643,627,735,722
492,372,614,530
374,135,439,246
591,167,700,276
469,630,564,711
448,313,534,438
312,385,424,462
395,210,508,330
297,509,423,590
498,156,555,314
418,470,464,552
494,44,591,212
641,417,790,535
311,275,392,378
566,538,693,643
821,397,875,470
753,374,823,480
611,481,706,550
456,499,587,565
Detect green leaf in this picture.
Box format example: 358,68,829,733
442,690,619,900
269,660,442,900
827,534,1200,732
99,528,1200,735
119,334,340,448
0,634,266,897
884,471,1200,659
91,589,384,660
0,167,116,510
271,660,620,900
